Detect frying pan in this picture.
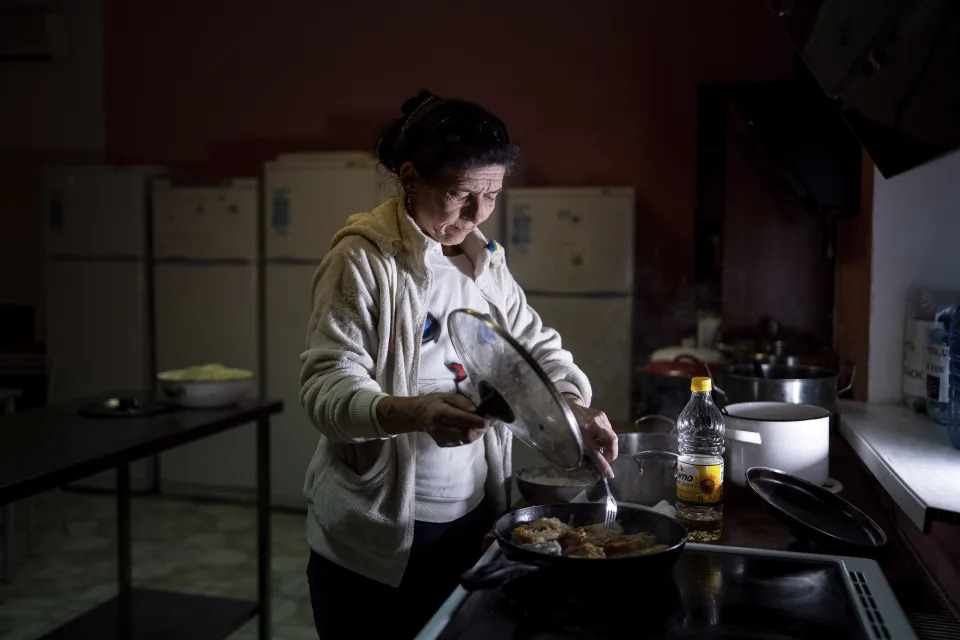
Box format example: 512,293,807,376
746,466,887,556
461,503,687,588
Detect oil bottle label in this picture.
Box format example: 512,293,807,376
676,460,724,504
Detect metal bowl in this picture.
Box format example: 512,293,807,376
516,465,600,505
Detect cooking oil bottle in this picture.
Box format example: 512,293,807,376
676,376,724,542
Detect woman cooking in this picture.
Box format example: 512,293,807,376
301,90,618,639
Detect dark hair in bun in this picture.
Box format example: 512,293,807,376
376,90,519,183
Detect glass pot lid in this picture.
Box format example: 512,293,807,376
447,308,583,469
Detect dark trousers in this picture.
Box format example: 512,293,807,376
307,501,492,640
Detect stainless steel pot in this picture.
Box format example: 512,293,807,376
714,363,855,428
602,418,679,506
614,450,679,506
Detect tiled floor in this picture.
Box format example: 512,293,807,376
0,490,316,639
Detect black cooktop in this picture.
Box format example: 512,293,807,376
435,549,871,640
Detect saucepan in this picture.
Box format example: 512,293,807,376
519,416,680,506
604,415,679,506
461,503,687,588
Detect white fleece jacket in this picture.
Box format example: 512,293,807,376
300,197,592,587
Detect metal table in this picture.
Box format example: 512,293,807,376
0,392,283,640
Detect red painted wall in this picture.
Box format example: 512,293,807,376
721,105,834,345
105,0,793,348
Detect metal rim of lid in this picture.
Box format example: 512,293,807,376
446,308,584,469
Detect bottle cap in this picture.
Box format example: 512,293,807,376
691,377,712,392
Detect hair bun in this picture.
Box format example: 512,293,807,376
401,90,436,116
376,90,518,180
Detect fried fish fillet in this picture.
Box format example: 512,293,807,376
511,517,666,559
516,540,563,556
565,522,625,546
511,517,572,544
564,541,606,558
602,532,658,557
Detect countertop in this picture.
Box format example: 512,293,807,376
599,420,957,638
839,400,960,532
609,419,911,555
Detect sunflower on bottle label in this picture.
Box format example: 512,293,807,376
676,460,724,504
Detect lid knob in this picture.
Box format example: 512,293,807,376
476,380,516,423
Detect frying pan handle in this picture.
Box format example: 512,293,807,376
701,361,728,400
838,361,856,396
673,357,730,407
460,561,540,590
677,355,717,380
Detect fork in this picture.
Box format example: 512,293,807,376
600,476,618,529
594,444,617,529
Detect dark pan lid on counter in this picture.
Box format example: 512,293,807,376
746,466,887,555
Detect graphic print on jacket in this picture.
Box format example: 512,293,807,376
415,252,493,524
417,253,491,397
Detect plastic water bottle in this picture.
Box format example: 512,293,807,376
676,376,725,542
904,290,960,412
948,313,960,449
927,309,954,425
903,289,931,412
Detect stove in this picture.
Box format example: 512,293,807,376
417,543,916,640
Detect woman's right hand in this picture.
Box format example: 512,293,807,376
376,393,494,446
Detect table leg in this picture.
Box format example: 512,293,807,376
117,463,133,639
2,394,17,583
257,417,271,640
2,503,13,583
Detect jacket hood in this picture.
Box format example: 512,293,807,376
330,197,506,275
329,198,405,256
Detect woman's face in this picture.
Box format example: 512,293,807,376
404,164,506,246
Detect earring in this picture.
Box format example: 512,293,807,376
405,191,414,214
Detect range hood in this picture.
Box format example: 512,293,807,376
766,0,960,178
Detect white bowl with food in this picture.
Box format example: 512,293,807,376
157,364,254,408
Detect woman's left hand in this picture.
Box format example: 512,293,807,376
564,395,618,478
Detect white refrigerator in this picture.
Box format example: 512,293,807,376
152,178,261,500
264,152,385,507
44,165,167,492
504,187,635,477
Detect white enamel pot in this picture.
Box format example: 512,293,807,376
723,402,831,488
